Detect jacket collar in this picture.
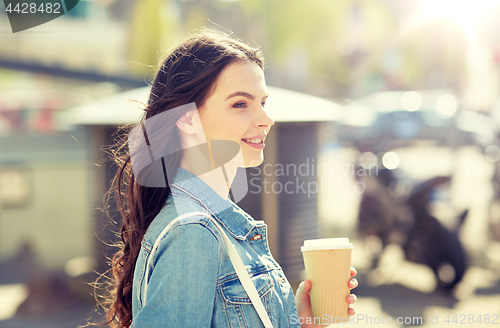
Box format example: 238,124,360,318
170,167,256,240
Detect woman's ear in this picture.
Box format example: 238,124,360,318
176,110,198,135
176,110,206,146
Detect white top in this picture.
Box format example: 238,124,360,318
301,238,353,252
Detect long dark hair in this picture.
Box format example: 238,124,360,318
95,29,264,328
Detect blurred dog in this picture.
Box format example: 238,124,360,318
357,169,468,293
403,176,468,292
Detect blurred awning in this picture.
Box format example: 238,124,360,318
56,87,150,127
57,86,342,127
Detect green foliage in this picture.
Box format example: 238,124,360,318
241,0,397,94
128,0,180,77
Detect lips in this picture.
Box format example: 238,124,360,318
241,134,267,149
241,138,264,144
242,138,265,149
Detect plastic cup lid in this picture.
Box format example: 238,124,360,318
301,238,353,252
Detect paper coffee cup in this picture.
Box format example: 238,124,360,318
301,238,353,324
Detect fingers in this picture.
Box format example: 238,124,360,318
351,267,357,277
300,280,357,301
346,294,357,304
348,307,356,316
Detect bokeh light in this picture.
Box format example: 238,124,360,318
484,145,500,163
382,151,400,170
401,91,422,112
435,94,458,118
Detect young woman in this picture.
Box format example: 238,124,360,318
101,28,358,328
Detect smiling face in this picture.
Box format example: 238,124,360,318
198,60,274,168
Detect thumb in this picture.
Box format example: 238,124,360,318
295,280,312,304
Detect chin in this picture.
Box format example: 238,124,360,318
244,156,264,168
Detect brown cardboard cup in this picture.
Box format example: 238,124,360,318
301,238,353,324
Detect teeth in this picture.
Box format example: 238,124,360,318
243,138,263,144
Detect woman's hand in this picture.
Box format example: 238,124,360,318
295,267,358,328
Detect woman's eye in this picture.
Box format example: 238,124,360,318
233,102,246,108
261,102,266,108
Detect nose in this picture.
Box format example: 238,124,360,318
256,106,275,129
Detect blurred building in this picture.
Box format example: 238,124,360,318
0,126,92,268
0,0,138,269
0,0,127,75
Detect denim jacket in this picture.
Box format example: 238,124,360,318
131,167,301,327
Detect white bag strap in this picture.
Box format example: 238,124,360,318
142,212,273,328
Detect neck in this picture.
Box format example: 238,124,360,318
195,165,237,200
179,152,239,200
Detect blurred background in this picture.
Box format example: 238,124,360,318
1,0,500,327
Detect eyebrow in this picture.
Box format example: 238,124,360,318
225,91,269,101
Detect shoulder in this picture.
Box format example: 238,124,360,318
142,193,219,250
227,198,255,221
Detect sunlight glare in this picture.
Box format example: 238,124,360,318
420,0,500,32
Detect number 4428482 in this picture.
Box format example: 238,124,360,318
443,314,498,325
5,2,61,14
